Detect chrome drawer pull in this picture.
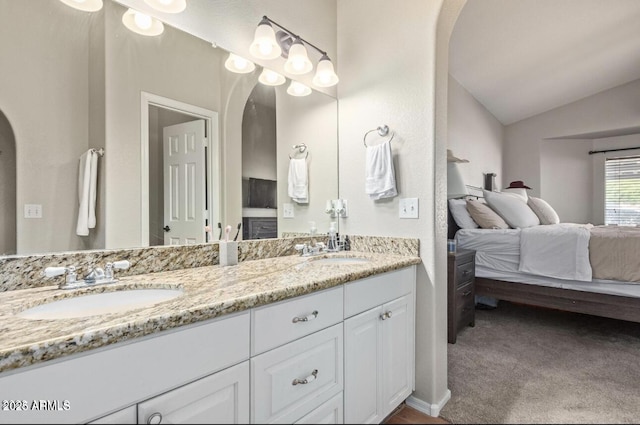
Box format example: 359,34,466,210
462,270,471,276
292,310,318,323
380,311,393,320
292,369,318,385
462,290,472,297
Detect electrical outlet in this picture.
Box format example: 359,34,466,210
399,198,419,219
24,204,43,219
283,203,295,218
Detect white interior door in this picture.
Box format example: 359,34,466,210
163,120,206,246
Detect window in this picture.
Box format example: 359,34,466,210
605,156,640,225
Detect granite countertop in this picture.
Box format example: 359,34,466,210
0,252,421,374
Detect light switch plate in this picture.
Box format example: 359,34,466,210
24,204,43,219
283,203,295,218
399,198,419,219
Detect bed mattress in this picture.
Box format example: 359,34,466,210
456,228,640,299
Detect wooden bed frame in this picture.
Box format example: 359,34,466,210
448,207,640,323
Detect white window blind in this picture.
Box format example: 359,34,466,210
605,156,640,225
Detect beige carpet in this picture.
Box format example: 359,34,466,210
440,301,640,424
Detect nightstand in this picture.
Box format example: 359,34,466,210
448,248,476,344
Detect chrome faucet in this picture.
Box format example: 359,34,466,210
295,242,326,257
44,260,131,290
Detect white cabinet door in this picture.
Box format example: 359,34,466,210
344,306,383,424
381,294,414,418
137,361,249,424
344,294,415,424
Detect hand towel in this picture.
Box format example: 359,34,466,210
365,140,397,200
76,150,99,236
288,157,308,204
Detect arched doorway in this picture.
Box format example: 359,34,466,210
0,109,16,255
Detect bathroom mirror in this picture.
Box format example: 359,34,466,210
0,0,338,256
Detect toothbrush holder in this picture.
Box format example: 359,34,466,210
219,241,238,266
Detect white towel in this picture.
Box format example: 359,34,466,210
288,157,308,204
365,140,397,200
76,150,99,236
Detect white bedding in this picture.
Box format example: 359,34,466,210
518,223,592,281
455,225,640,299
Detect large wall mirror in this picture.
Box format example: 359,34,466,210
0,0,338,256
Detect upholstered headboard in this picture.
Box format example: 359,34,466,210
447,204,461,240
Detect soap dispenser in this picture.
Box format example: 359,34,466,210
327,222,338,252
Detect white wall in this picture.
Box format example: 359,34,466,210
337,0,465,412
505,78,640,211
448,75,504,191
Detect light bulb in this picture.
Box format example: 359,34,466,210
59,0,103,12
259,41,274,56
249,18,282,60
312,55,339,88
284,39,312,75
258,68,285,86
134,12,153,30
287,81,312,97
225,53,255,74
122,8,164,36
144,0,186,13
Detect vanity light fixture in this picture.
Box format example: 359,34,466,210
258,68,286,86
287,81,312,97
249,16,339,86
143,0,187,14
122,8,164,36
224,53,256,74
59,0,103,12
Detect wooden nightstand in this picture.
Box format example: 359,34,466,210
448,248,476,344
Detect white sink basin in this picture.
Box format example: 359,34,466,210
18,289,184,320
307,257,371,265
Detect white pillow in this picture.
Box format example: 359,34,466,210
483,190,540,228
527,196,560,225
448,198,479,229
503,188,528,202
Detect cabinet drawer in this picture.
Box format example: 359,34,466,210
344,267,415,318
456,282,474,306
455,260,474,287
251,324,343,424
251,286,343,356
456,283,475,326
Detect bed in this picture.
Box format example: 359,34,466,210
448,200,640,323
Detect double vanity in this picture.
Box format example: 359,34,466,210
0,242,420,424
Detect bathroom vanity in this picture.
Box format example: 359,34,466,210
0,251,419,424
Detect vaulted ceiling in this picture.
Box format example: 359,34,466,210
449,0,640,126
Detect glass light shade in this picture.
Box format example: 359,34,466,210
59,0,103,12
143,0,187,14
249,21,282,60
447,162,469,199
122,9,164,36
284,40,313,75
224,53,256,74
258,69,286,86
287,81,312,97
312,55,339,87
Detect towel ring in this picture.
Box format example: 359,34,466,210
363,125,395,147
289,143,309,159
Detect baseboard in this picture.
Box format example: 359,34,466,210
406,389,451,417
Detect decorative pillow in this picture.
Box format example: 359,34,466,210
466,199,509,229
503,188,528,202
448,199,479,229
527,196,560,225
483,190,540,228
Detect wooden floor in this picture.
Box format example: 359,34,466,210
384,404,450,424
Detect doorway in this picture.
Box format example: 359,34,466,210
0,109,16,255
141,92,219,247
